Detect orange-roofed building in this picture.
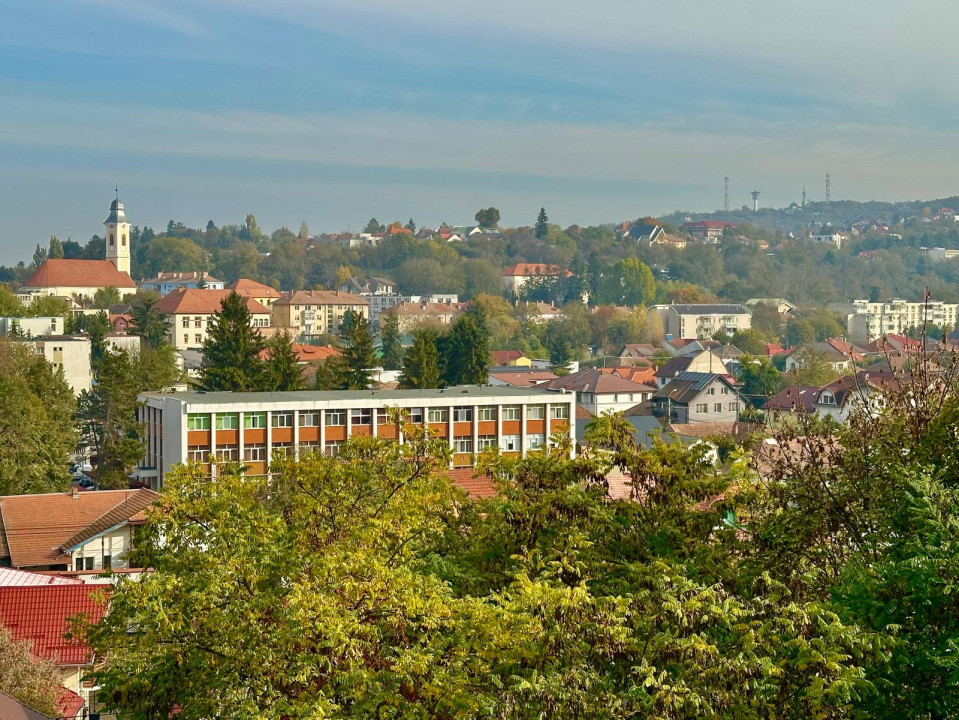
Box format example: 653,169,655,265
0,584,109,716
226,278,282,307
501,263,573,297
0,487,157,573
153,288,272,350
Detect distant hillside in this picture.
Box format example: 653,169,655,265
659,196,959,233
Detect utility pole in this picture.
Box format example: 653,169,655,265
724,177,729,212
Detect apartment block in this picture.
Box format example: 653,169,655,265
648,304,752,340
137,386,576,487
830,299,959,342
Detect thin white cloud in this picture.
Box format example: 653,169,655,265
79,0,208,37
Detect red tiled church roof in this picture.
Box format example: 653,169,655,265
22,259,137,290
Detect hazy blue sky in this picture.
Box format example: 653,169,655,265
2,1,958,264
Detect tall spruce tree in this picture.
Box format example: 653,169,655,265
439,315,489,386
534,207,549,239
340,310,376,390
200,291,266,391
265,331,302,391
399,329,441,389
380,313,404,371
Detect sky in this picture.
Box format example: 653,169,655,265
2,0,959,264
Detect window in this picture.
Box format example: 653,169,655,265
298,440,320,455
75,557,94,571
427,408,448,423
272,411,293,428
324,440,342,457
326,409,346,425
183,334,188,344
351,408,372,425
299,410,320,427
407,407,424,423
215,413,238,430
103,555,112,570
376,407,389,425
182,318,190,328
714,403,722,413
244,444,267,461
452,406,473,422
477,435,497,451
550,404,569,420
696,403,708,413
477,405,497,421
526,405,545,420
271,443,293,458
502,405,521,421
217,445,239,461
728,402,738,412
195,334,202,344
187,446,209,462
526,433,546,450
187,414,211,430
244,412,267,429
194,318,202,328
501,434,521,452
721,386,729,395
453,437,473,453
707,387,715,396
109,233,114,246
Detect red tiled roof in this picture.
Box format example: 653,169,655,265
0,568,83,588
258,344,341,363
488,371,558,387
537,368,656,395
0,489,157,568
501,263,573,278
22,260,137,290
226,278,281,298
58,687,85,719
153,288,270,316
445,469,497,499
682,220,738,230
0,585,108,666
489,350,525,365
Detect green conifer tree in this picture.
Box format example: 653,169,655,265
265,331,302,391
200,292,266,391
340,310,376,390
439,315,489,386
380,313,404,371
399,329,441,389
534,207,549,240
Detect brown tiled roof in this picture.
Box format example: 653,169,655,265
273,290,368,307
489,370,559,387
142,271,223,285
444,469,497,499
489,350,525,365
22,259,137,289
60,491,158,552
502,263,572,278
226,278,281,298
536,368,656,395
0,489,157,568
762,384,820,413
153,288,270,315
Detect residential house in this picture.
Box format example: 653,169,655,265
226,278,282,307
745,298,798,316
339,276,397,296
489,350,530,367
109,313,133,334
487,368,558,387
762,384,821,419
365,294,459,328
501,263,572,298
535,368,657,416
810,232,844,248
140,271,224,294
0,584,109,717
648,304,752,340
651,372,744,424
653,349,731,388
0,316,64,338
0,487,157,573
681,220,737,243
136,387,577,484
919,246,959,262
617,343,658,363
271,290,369,339
153,288,272,350
383,301,461,333
18,336,92,394
624,223,665,244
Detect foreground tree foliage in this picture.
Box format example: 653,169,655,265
0,339,76,495
89,411,891,719
0,627,62,717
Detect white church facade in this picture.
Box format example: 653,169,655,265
18,196,138,302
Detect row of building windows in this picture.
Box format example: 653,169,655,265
186,404,570,431
694,402,739,413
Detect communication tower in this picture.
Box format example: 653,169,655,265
751,190,760,212
724,177,729,212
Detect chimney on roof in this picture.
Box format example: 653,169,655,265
71,486,80,498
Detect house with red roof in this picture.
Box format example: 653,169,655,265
501,263,573,298
153,288,272,350
0,584,109,718
226,278,282,307
0,488,157,573
681,220,737,243
536,368,656,415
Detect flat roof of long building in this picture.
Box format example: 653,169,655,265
141,385,572,405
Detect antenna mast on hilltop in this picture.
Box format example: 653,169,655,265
801,185,806,209
825,173,831,203
724,177,729,212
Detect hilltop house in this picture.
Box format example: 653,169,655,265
648,304,752,340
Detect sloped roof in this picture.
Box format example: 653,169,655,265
0,489,157,568
153,288,270,316
536,367,656,395
762,384,820,413
489,350,525,365
0,690,56,720
501,263,572,278
226,278,281,298
653,371,738,405
273,290,368,307
660,303,751,316
60,490,157,552
0,585,108,666
619,343,657,358
0,568,83,588
22,259,137,290
444,469,497,500
141,271,222,285
488,370,559,387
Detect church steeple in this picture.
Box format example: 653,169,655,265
104,189,131,274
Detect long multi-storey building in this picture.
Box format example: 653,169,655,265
829,299,959,342
137,386,576,487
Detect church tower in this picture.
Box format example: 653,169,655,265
104,192,131,274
